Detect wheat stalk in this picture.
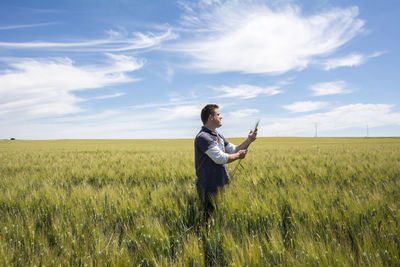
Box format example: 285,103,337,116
230,119,260,180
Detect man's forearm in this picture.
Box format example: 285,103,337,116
227,151,245,163
235,138,252,151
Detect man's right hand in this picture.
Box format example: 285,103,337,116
227,149,247,163
237,149,247,159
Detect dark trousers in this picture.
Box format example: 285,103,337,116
197,187,218,224
197,187,219,266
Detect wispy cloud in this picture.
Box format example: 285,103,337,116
0,29,176,52
174,1,364,74
0,102,202,139
310,81,350,96
159,105,201,120
165,64,175,82
262,104,400,136
3,102,399,139
0,54,143,119
323,51,385,70
227,108,259,119
90,92,126,100
49,110,121,123
0,109,194,140
214,84,282,99
283,101,329,113
0,22,59,30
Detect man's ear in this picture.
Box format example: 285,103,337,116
209,114,213,121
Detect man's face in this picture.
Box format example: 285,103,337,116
210,108,222,128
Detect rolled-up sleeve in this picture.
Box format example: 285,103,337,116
225,143,236,154
205,145,229,164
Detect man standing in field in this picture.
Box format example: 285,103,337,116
195,104,257,223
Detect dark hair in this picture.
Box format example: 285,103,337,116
201,104,219,125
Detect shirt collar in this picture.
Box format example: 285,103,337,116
201,126,218,136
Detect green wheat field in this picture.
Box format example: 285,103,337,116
1,138,399,266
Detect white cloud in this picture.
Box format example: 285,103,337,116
261,104,400,136
0,23,58,30
0,54,143,119
214,84,282,99
0,103,201,139
310,81,350,96
324,53,364,70
323,51,384,70
227,108,259,119
106,29,125,38
2,102,399,139
175,1,364,74
283,101,328,113
50,110,121,123
0,29,176,52
159,105,200,120
165,64,175,82
90,92,125,100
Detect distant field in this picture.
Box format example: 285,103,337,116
0,138,399,266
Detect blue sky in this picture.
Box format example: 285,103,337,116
1,0,399,139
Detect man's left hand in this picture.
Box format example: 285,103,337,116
248,128,258,142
